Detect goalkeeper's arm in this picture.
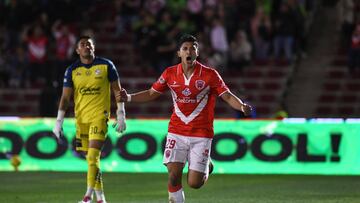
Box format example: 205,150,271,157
111,80,126,133
53,87,73,140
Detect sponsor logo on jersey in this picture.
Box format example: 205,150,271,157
175,97,196,103
95,69,101,75
182,88,191,96
195,80,205,90
79,87,101,95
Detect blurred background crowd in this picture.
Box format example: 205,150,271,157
0,0,359,119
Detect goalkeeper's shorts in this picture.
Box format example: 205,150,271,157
75,119,108,152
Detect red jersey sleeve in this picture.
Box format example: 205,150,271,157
211,69,229,96
152,69,169,93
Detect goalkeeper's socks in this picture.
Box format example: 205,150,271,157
85,187,94,199
168,185,184,203
95,189,106,202
87,148,101,188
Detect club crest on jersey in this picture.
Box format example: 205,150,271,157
182,88,191,96
195,80,205,90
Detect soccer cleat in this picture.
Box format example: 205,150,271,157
78,196,92,203
169,196,176,203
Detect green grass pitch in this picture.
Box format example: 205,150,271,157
0,172,359,203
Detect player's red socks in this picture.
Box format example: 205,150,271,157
168,184,182,192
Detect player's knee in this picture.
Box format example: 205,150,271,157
187,179,204,189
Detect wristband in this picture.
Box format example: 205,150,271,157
127,94,132,102
117,102,125,112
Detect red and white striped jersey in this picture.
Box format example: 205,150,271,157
152,61,229,138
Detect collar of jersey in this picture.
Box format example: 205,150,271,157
76,56,99,69
177,61,202,77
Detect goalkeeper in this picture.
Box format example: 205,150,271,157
53,36,126,203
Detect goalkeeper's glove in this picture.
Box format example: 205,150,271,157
53,110,65,140
112,102,126,133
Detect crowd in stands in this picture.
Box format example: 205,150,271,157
0,0,317,90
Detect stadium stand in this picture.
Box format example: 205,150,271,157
0,0,338,119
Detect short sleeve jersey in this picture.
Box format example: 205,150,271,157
63,57,119,123
152,61,229,138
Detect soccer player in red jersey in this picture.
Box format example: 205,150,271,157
119,34,252,203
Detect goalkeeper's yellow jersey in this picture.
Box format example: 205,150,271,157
63,57,119,123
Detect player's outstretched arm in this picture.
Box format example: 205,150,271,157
221,91,252,116
53,87,73,141
118,88,161,103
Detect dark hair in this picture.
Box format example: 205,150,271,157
76,35,95,46
177,34,198,50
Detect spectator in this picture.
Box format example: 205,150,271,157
196,31,212,65
133,11,158,72
155,31,177,73
114,0,141,37
337,0,355,50
3,0,27,50
21,24,49,86
348,23,360,73
209,17,229,70
155,11,178,73
288,0,308,59
143,0,165,16
201,6,216,34
157,10,176,34
187,0,203,28
165,0,187,18
273,2,297,64
8,46,28,88
176,11,196,35
36,12,51,37
251,7,272,62
51,20,76,85
229,30,252,70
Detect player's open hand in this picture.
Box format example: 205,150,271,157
241,103,252,116
118,88,129,102
52,119,64,140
